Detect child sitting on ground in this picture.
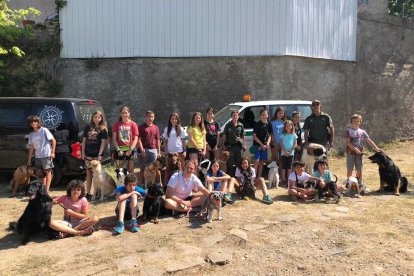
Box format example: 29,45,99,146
288,161,325,202
206,160,234,204
114,174,145,234
49,180,99,239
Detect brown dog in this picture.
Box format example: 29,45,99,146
218,151,230,172
10,165,34,197
144,160,162,189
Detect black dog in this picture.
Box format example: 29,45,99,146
142,183,165,224
368,151,408,195
9,180,56,245
305,175,341,203
239,171,256,199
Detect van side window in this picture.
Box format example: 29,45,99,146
239,106,265,129
0,104,29,125
269,105,295,121
32,104,68,130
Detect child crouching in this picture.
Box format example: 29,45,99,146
114,174,145,234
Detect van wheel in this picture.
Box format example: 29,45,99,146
52,166,62,186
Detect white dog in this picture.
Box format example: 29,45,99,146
267,161,280,189
115,167,129,186
90,160,116,201
343,176,366,197
301,143,327,174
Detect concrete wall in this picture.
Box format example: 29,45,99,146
58,1,414,150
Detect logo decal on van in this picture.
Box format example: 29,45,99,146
40,105,64,130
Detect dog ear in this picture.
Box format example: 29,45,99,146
115,168,120,173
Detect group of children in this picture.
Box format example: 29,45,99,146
25,104,379,238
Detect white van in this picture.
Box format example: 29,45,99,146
214,99,312,161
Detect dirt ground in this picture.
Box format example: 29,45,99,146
1,141,414,275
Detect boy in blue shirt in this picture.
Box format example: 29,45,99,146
114,174,145,234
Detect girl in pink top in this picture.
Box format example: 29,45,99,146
49,180,99,238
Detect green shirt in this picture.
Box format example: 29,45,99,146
223,122,244,146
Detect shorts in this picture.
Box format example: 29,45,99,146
115,205,139,221
187,147,201,155
60,218,88,228
347,153,363,171
253,146,268,161
113,150,135,160
34,157,54,170
138,148,158,166
280,156,293,170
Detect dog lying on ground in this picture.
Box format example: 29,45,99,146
200,191,223,223
301,143,327,174
305,175,341,203
368,151,408,196
115,167,129,186
10,165,34,197
9,180,56,245
141,183,165,224
90,160,116,201
144,160,162,189
267,161,280,189
218,150,230,173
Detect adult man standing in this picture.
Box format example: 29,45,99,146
164,160,210,214
222,110,246,177
303,100,334,149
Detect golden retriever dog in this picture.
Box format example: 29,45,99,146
144,160,162,190
218,150,230,173
10,165,34,197
90,160,116,201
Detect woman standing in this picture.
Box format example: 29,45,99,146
187,112,206,175
204,108,220,161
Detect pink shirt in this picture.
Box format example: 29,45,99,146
55,195,88,222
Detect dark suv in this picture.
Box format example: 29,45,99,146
0,97,111,184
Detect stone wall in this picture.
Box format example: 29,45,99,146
57,1,414,150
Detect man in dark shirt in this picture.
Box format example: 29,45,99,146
303,100,334,149
222,110,246,177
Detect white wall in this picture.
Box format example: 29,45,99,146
60,0,357,61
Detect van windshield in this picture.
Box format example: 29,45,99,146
214,104,242,128
75,103,106,134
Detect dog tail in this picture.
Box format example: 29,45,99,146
332,174,338,184
400,177,408,193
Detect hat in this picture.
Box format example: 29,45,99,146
292,161,305,167
312,100,321,106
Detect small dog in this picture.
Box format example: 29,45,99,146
305,175,341,203
200,191,223,223
343,176,366,197
115,167,129,186
90,160,116,201
10,165,34,197
169,152,182,174
218,150,230,172
9,180,55,245
144,160,162,190
142,182,165,224
368,151,408,196
239,171,256,199
267,161,280,189
301,143,327,174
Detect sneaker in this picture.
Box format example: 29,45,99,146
130,219,140,233
224,193,234,204
114,221,124,235
243,196,250,201
262,194,273,204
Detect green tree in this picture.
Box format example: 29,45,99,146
0,0,40,81
388,0,414,17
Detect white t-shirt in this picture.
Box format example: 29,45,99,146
235,167,256,184
167,171,203,199
163,127,186,153
28,127,54,158
288,171,312,190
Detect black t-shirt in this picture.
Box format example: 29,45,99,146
253,121,273,146
82,125,108,157
294,124,302,146
204,120,220,146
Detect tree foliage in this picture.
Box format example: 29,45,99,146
0,0,40,81
388,0,414,17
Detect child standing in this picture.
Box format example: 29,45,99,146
49,180,98,238
204,108,221,161
279,120,297,186
346,114,380,183
252,109,272,178
163,113,187,184
112,106,143,174
114,174,145,235
138,111,161,183
82,110,108,199
230,157,273,204
26,115,56,193
187,112,206,175
270,107,286,162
